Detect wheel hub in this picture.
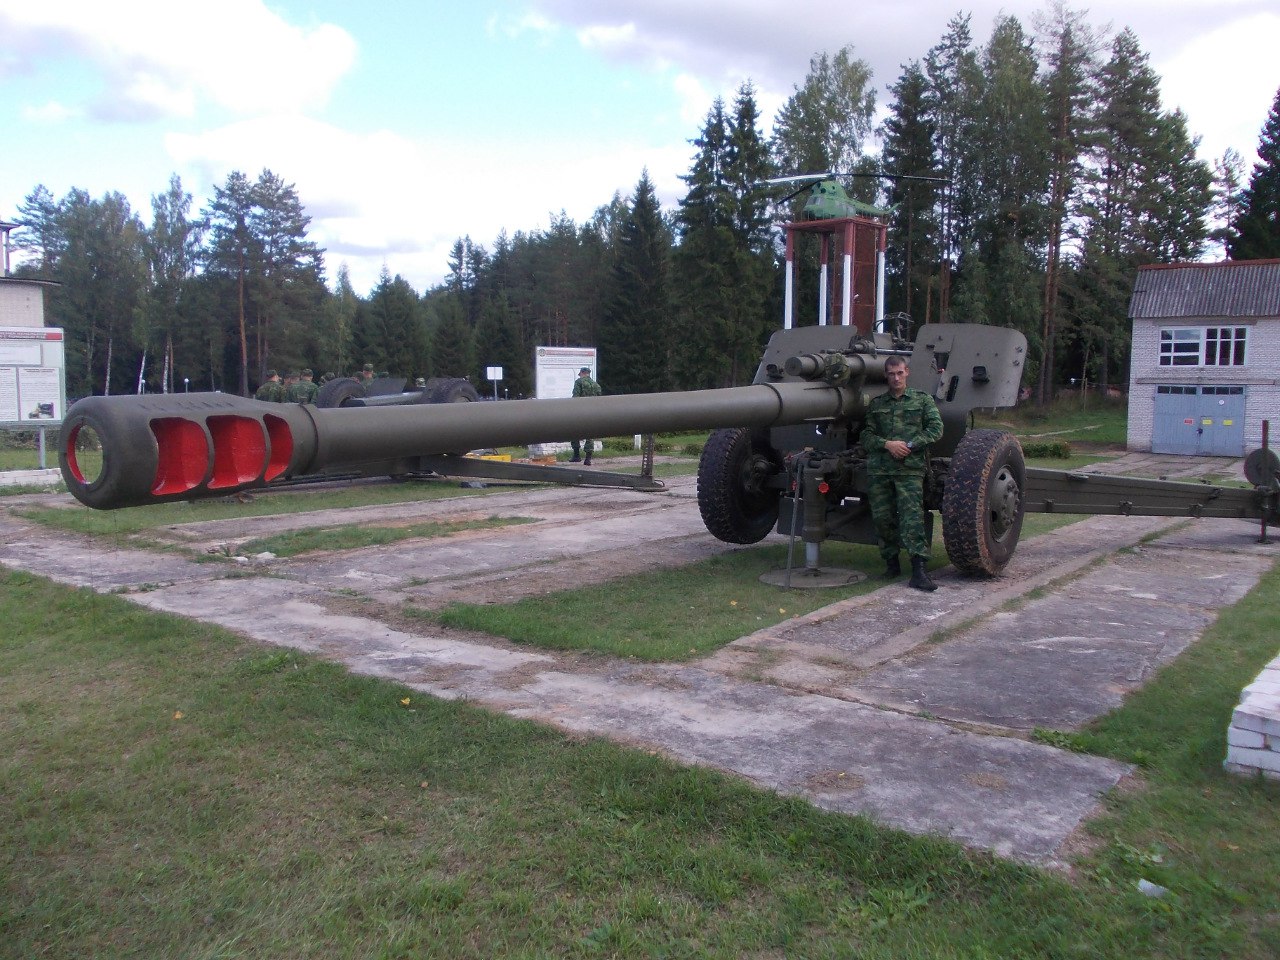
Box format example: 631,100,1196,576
988,466,1022,540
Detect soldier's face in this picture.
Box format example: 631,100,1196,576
886,364,908,396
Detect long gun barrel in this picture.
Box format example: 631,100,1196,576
60,380,863,510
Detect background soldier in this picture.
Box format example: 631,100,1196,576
254,369,283,402
861,355,944,591
289,368,318,403
569,366,601,465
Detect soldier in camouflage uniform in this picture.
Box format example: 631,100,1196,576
289,368,319,403
254,370,284,402
569,366,601,464
861,355,944,591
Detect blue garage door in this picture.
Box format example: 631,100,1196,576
1152,385,1245,455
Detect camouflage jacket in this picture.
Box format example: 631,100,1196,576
572,375,601,398
254,380,284,403
288,380,319,404
861,387,944,476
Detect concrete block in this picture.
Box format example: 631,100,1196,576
1225,745,1280,774
1227,727,1266,749
1244,679,1280,699
1230,707,1280,736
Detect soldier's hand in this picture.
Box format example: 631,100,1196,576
885,440,911,460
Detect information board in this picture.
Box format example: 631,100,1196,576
0,326,66,429
534,346,597,400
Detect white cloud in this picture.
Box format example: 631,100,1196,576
166,114,688,294
20,99,79,123
487,11,558,42
0,0,356,121
672,72,711,127
1155,11,1280,166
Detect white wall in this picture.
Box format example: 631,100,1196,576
0,283,46,327
1127,315,1280,452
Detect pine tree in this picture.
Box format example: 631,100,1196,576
1209,148,1246,256
50,191,149,396
1071,29,1213,387
248,169,326,380
473,296,532,398
1034,2,1101,403
145,174,204,393
672,98,736,389
962,14,1050,382
598,171,672,394
1229,85,1280,260
428,294,476,380
365,270,422,377
881,62,941,321
923,15,982,318
13,185,62,277
204,171,258,395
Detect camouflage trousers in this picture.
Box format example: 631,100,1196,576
867,473,931,561
570,438,594,459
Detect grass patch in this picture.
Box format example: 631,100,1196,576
241,515,536,558
425,541,900,661
423,518,1079,661
2,559,1278,957
13,479,509,538
976,397,1129,447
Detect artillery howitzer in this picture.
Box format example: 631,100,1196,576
59,320,1278,579
55,189,1278,576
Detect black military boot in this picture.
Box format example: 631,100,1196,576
880,555,902,579
908,556,937,592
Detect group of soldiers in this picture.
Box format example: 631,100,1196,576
254,363,387,404
254,368,320,403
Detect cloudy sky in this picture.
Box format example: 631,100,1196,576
3,0,1277,294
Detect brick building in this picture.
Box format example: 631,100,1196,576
1126,260,1280,455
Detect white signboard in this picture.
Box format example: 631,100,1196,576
534,346,597,400
0,327,66,428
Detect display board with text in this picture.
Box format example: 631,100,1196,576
0,326,66,430
534,346,597,399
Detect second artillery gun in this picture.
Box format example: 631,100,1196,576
57,184,1278,579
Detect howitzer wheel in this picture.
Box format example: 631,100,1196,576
698,427,783,544
941,429,1026,576
430,378,481,404
1244,447,1279,488
315,376,366,408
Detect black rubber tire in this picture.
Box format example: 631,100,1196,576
315,377,366,408
697,427,783,544
941,429,1026,576
430,378,481,404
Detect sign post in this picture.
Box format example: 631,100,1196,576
0,326,67,469
485,365,504,402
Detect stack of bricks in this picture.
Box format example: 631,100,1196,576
1224,652,1280,780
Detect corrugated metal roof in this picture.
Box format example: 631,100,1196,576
1128,260,1280,319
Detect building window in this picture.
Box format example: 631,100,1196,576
1158,327,1247,367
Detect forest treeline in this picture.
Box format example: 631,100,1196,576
11,8,1280,402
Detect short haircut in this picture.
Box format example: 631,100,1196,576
884,355,908,371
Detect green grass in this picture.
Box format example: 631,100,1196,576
1,560,1277,958
425,541,895,661
0,444,74,474
425,514,1079,662
976,397,1129,447
12,479,511,537
241,515,536,558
